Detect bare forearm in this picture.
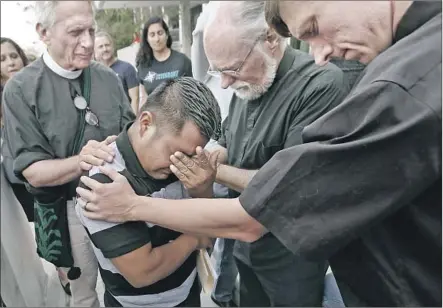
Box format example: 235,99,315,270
130,196,263,242
216,164,258,192
130,97,139,114
23,156,81,188
137,235,197,287
139,86,148,107
189,186,213,199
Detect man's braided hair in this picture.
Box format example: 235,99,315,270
139,77,222,141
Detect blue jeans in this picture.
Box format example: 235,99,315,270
323,272,345,308
211,238,238,302
211,183,239,303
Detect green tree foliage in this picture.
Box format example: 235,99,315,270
95,8,138,51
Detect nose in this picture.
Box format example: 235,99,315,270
7,58,16,68
310,42,334,66
220,74,235,89
81,33,94,50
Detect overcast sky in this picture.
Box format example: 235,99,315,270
1,1,45,53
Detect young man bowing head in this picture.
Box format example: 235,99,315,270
75,77,222,307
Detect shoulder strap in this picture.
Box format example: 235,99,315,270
71,67,91,156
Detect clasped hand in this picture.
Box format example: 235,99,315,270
169,146,219,198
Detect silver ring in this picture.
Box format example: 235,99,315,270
77,197,87,209
187,159,195,168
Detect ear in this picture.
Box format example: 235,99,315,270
36,23,51,46
264,28,281,54
138,111,157,137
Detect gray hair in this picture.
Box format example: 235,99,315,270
206,1,285,49
35,1,95,29
233,1,269,44
139,77,222,141
95,31,114,45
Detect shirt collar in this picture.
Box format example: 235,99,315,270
394,1,442,43
42,50,83,79
115,122,154,179
275,46,296,81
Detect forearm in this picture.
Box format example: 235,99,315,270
130,196,263,242
216,164,258,192
130,96,139,114
23,156,81,188
137,235,198,287
139,86,148,107
189,186,213,199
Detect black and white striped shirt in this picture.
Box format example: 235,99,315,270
75,126,198,307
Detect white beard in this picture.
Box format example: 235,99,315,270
230,50,278,101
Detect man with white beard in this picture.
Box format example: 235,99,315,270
197,2,349,306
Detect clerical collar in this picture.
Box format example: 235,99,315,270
42,51,83,79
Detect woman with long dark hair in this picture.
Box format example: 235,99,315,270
1,37,29,86
1,37,32,217
136,17,192,105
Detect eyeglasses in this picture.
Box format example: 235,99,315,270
207,36,262,78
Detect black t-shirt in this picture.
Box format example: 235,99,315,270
110,60,138,102
137,50,192,95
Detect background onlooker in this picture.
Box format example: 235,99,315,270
1,37,33,220
1,37,28,88
95,31,140,113
136,17,192,105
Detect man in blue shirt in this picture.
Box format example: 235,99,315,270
95,31,139,113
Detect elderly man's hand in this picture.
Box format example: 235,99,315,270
78,135,117,171
170,146,218,198
76,166,137,222
209,146,228,167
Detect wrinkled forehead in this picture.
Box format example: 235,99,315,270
95,36,112,45
53,1,95,29
278,1,316,37
203,27,251,70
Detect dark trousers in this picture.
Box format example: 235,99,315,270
235,257,326,307
10,183,34,222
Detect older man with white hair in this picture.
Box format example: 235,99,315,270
2,1,135,306
195,3,349,306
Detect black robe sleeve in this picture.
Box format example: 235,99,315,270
239,81,441,260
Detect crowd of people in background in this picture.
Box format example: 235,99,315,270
1,0,441,307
